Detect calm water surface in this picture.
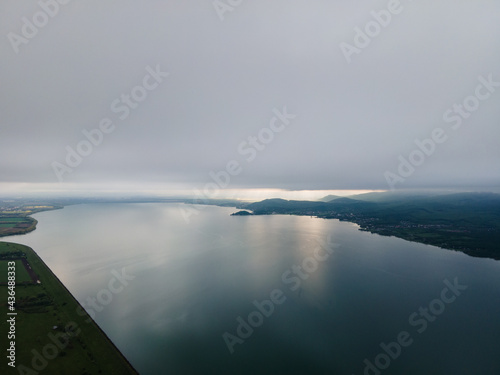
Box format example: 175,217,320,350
7,203,500,374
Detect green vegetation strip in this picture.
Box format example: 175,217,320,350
0,260,31,284
0,242,138,375
0,217,37,238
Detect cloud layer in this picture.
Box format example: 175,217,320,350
1,0,499,194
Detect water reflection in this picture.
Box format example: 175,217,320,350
6,203,500,375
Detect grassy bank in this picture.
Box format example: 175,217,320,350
0,242,138,375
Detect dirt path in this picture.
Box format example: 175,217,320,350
20,257,40,283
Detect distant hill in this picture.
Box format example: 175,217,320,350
328,197,370,205
244,197,375,214
318,195,340,202
348,190,451,202
245,199,329,214
237,192,500,260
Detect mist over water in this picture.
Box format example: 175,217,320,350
7,203,500,374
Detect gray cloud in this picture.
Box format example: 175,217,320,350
1,0,499,194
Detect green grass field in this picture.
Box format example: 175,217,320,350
0,260,32,283
0,218,28,223
0,242,138,375
0,218,31,229
0,216,37,238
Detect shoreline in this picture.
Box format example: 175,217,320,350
237,210,500,262
0,203,138,373
5,197,498,261
0,241,139,374
30,243,139,374
0,205,63,238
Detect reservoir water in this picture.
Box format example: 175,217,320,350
7,203,500,374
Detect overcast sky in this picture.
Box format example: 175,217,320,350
1,0,499,198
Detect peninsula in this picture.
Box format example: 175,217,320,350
229,192,500,261
1,241,138,374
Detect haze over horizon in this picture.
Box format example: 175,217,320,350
1,1,499,196
1,4,500,374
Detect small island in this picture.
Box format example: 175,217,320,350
230,210,254,216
